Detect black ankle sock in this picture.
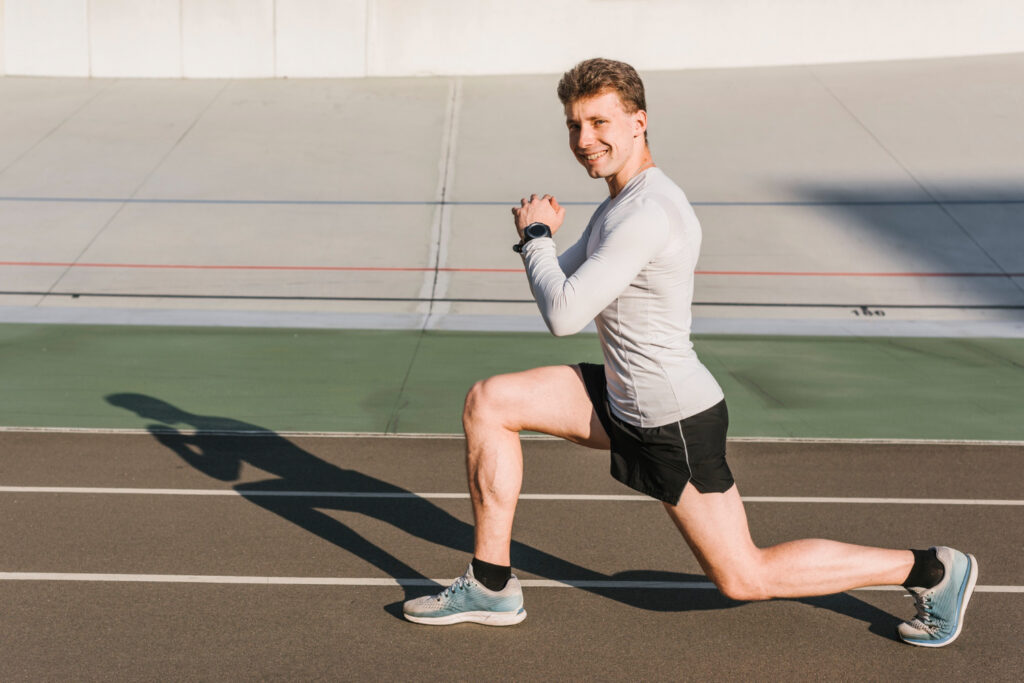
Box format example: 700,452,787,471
903,548,945,589
471,558,511,592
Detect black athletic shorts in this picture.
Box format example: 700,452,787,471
577,362,734,505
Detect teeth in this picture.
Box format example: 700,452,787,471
584,151,606,161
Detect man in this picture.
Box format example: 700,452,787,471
403,58,977,647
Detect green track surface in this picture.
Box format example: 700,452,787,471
2,323,1022,440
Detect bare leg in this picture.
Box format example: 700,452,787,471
462,365,609,565
464,365,911,596
664,483,914,600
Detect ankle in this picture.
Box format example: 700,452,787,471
472,557,511,592
903,548,945,589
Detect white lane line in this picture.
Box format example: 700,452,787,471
727,436,1024,446
0,572,1020,592
0,487,469,498
0,486,1020,505
1,426,1022,446
0,426,1021,445
0,426,467,438
741,496,1024,506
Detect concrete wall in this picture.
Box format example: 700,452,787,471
2,0,1024,78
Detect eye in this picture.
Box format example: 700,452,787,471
595,119,607,126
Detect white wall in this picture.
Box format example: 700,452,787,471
90,0,180,77
2,0,1024,78
181,0,275,78
276,0,367,78
4,0,89,76
372,0,1024,75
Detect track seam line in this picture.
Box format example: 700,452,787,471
384,78,462,434
0,572,1019,591
807,65,1024,299
6,291,1024,309
0,487,1019,505
422,76,461,331
4,261,1022,278
0,83,117,179
2,196,1022,207
39,80,233,305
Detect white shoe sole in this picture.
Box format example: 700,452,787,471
404,607,527,626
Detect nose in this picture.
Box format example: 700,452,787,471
577,123,596,149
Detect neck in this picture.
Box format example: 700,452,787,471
606,147,655,197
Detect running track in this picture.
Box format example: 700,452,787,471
1,431,1020,680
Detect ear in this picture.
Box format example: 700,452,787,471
633,109,647,138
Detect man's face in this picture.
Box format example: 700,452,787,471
564,89,646,181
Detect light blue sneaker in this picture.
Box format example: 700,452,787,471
403,564,527,626
897,546,978,647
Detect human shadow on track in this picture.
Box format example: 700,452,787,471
105,393,901,636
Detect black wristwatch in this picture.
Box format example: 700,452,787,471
513,222,552,253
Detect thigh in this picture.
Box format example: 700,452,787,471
663,482,759,580
471,364,610,449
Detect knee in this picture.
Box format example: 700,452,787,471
711,565,770,602
716,579,768,602
462,377,503,428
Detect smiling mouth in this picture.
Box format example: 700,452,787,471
580,150,607,161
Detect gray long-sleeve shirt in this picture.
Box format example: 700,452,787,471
521,167,724,428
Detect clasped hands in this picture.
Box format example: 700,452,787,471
511,193,565,241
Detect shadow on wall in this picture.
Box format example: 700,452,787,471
785,182,1024,310
104,392,903,637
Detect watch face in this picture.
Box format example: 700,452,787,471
526,223,550,240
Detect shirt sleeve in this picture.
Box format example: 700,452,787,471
520,201,670,336
555,225,590,275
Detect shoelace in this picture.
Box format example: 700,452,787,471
910,593,940,633
435,575,470,602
